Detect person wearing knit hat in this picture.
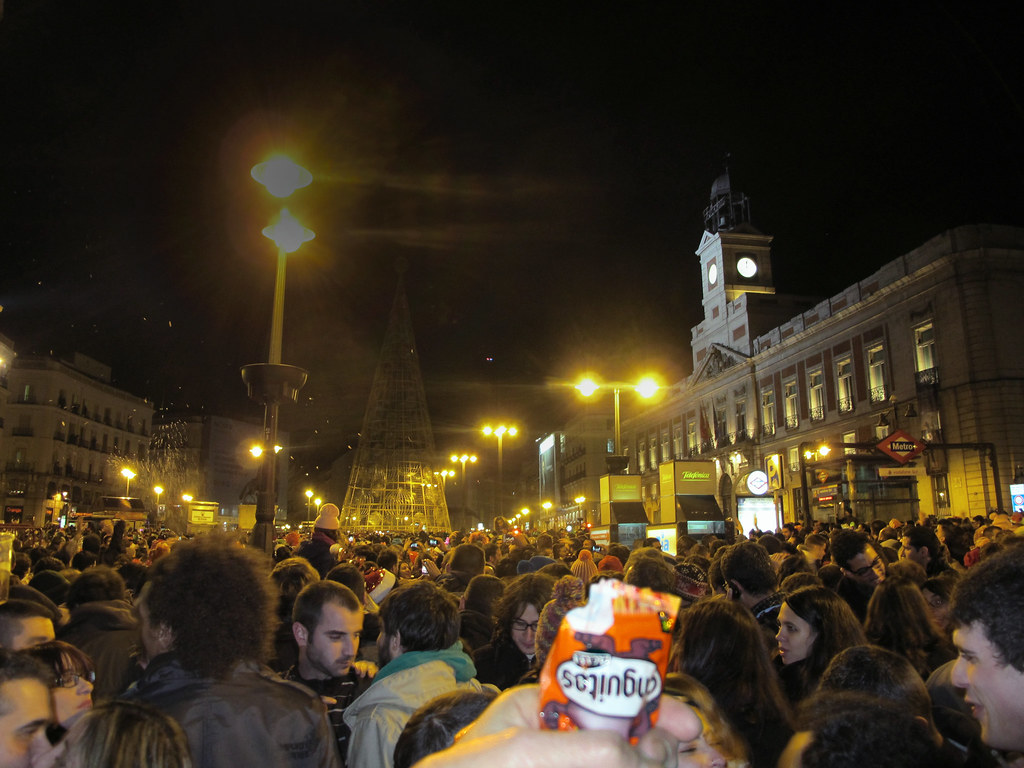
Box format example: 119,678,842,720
674,562,709,606
570,549,598,584
516,555,556,575
294,502,342,578
597,555,623,572
534,575,587,669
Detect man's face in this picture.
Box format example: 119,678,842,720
900,538,929,568
843,545,885,587
297,603,362,680
0,678,52,768
952,621,1024,752
376,626,401,668
5,618,54,651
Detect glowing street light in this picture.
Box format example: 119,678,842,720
482,425,518,519
575,375,661,460
120,467,136,496
182,493,193,503
450,453,477,511
305,489,314,521
251,155,313,199
154,485,164,512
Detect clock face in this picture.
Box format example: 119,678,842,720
708,263,718,285
737,256,758,278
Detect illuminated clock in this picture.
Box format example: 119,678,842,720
708,262,718,285
736,256,758,278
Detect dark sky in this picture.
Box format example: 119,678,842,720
1,2,1022,471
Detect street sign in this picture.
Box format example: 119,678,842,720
876,429,926,465
879,466,921,477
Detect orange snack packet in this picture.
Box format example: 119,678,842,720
538,578,680,741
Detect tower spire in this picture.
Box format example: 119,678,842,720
341,269,451,531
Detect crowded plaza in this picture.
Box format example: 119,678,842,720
0,505,1023,768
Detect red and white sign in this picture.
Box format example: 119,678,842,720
876,430,926,465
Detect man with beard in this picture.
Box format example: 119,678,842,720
286,582,374,767
343,580,492,768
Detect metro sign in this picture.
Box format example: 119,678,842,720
876,429,926,465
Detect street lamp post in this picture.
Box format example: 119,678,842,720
799,442,831,527
482,425,517,520
120,467,135,496
242,155,313,554
575,375,660,473
450,453,477,512
305,489,314,521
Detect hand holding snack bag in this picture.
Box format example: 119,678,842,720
539,578,680,740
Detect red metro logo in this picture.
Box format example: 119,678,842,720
876,429,926,465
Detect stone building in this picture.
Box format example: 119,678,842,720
1,352,154,525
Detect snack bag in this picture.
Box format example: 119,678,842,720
538,578,680,741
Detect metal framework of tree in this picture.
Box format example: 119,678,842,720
341,267,451,531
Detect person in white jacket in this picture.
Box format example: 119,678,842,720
343,580,494,768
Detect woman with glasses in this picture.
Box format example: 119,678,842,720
472,573,554,689
23,640,95,768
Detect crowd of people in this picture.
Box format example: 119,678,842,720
0,502,1023,768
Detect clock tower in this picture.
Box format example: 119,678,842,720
692,171,776,368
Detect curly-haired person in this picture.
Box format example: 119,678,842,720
121,533,340,768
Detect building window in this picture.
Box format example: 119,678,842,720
687,421,697,453
784,381,799,429
787,446,799,472
714,407,728,445
867,345,887,403
836,358,854,413
649,431,658,468
735,401,747,440
933,473,950,510
606,438,615,454
914,323,935,372
672,418,683,458
761,389,776,436
660,428,670,463
842,430,857,455
808,370,824,421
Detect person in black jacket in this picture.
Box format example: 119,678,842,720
472,574,553,689
122,533,339,768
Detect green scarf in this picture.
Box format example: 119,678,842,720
374,641,477,684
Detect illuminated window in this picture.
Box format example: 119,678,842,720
735,401,747,440
784,381,799,429
843,430,857,455
915,323,936,373
808,370,824,421
687,421,697,452
867,345,887,403
836,359,854,413
761,388,776,436
788,446,799,472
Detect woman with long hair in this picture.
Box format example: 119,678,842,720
775,585,866,703
59,700,192,768
664,672,750,767
864,576,956,679
472,573,554,689
670,596,792,768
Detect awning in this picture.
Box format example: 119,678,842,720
610,502,649,524
674,495,723,521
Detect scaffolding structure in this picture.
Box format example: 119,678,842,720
341,268,451,531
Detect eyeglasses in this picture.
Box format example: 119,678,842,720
849,556,881,578
511,619,539,633
55,671,95,689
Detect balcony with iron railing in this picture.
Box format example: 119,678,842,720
809,405,824,421
761,422,776,438
784,414,799,430
869,385,888,404
915,367,940,388
838,396,855,413
12,426,34,437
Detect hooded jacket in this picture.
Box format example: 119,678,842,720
342,646,491,768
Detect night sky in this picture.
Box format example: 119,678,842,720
1,2,1022,474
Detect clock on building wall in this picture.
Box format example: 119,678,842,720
736,256,758,278
708,262,718,286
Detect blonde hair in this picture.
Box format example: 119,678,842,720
664,672,749,766
59,700,191,768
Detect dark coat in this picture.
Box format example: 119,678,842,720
472,640,530,690
57,599,141,701
295,531,339,578
122,653,340,768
